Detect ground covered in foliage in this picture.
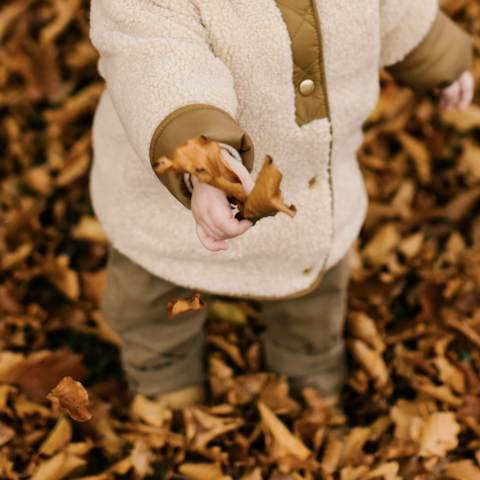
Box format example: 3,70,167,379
2,0,480,479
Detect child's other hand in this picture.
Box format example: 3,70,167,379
191,148,255,252
435,71,474,111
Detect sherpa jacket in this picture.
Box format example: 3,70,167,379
89,0,472,299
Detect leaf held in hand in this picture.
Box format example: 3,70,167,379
46,377,92,422
153,138,248,203
153,139,296,222
241,156,297,221
167,293,206,319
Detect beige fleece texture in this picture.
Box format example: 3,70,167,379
89,0,439,298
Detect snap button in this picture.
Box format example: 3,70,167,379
299,79,315,96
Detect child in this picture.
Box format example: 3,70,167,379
89,0,474,406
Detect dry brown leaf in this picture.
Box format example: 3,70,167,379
397,132,431,184
46,377,92,422
413,381,463,408
258,402,312,461
154,139,296,221
0,422,15,448
72,216,108,244
42,255,80,301
362,223,400,267
130,395,172,428
38,416,72,456
418,412,460,458
340,427,371,466
433,357,466,395
441,104,480,132
178,462,233,480
346,312,385,352
390,399,426,442
460,141,480,180
240,467,263,480
167,293,206,319
30,452,86,480
0,349,85,400
361,461,400,479
208,335,246,369
186,406,243,451
348,339,389,390
340,466,369,480
241,156,297,221
321,434,343,474
154,139,248,202
443,460,480,480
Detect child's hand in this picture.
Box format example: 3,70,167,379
191,148,255,252
435,71,475,111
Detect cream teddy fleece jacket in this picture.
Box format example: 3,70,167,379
89,0,471,299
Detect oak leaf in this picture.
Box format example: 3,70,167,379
167,293,206,319
46,377,92,422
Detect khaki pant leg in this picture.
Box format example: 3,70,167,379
102,248,211,396
262,256,350,397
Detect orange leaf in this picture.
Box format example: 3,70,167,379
241,156,296,221
153,139,248,203
153,139,296,222
46,377,92,422
167,293,206,319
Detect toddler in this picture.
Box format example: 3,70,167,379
89,0,474,407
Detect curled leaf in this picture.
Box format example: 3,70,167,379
240,156,297,221
153,139,296,222
167,293,206,319
46,377,92,422
154,139,248,203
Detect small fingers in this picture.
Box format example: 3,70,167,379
458,71,475,111
210,211,253,238
196,224,228,251
440,81,461,111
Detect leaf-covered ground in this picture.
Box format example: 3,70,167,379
2,0,480,479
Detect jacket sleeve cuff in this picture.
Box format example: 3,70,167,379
385,10,473,95
149,104,254,209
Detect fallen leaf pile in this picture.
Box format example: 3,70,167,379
2,0,480,479
154,139,297,222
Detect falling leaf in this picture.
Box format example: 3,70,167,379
167,293,206,319
46,377,92,422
